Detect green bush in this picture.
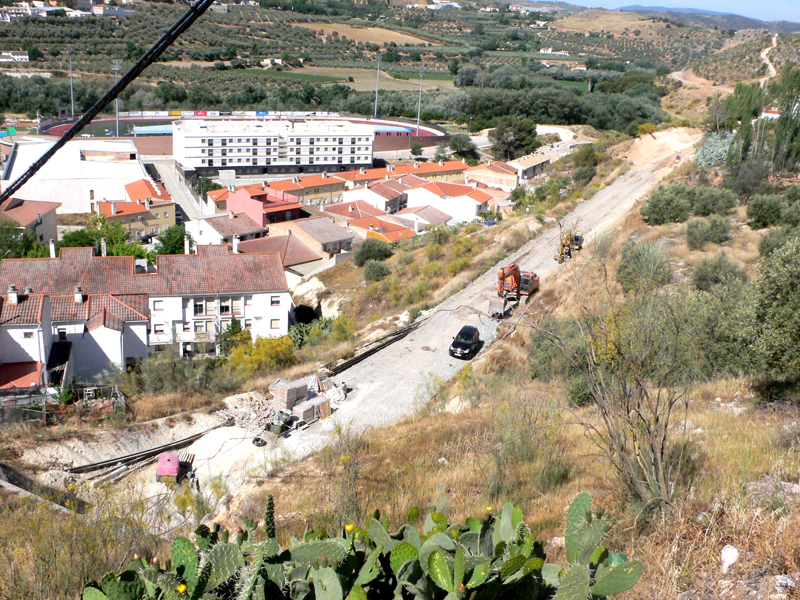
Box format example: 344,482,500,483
692,187,737,217
364,260,391,283
691,252,748,291
686,215,731,250
616,240,672,293
353,238,392,267
446,256,471,275
398,252,414,265
567,375,592,407
529,316,588,381
425,243,443,261
403,280,431,305
760,226,800,256
747,194,784,229
421,262,444,278
572,165,596,185
641,184,693,224
780,202,800,227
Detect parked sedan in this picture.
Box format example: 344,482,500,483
449,325,480,359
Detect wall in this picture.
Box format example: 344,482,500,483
123,322,149,363
247,291,292,340
66,325,123,382
373,134,452,152
405,189,482,224
185,219,224,246
0,325,43,363
25,209,58,243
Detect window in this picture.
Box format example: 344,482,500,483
208,149,214,156
202,159,206,165
221,139,227,146
153,300,164,311
295,158,301,165
252,139,258,145
221,149,227,156
270,319,280,330
183,322,191,332
271,295,280,306
201,139,205,143
220,320,231,332
23,331,33,339
58,328,67,341
153,324,165,335
208,160,214,167
194,299,204,316
232,298,243,314
237,138,241,143
221,159,227,166
194,321,205,333
201,148,206,154
246,138,250,142
220,297,231,315
350,157,355,163
351,138,356,144
207,139,213,146
245,295,252,306
244,319,252,330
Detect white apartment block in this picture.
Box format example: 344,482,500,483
173,120,375,180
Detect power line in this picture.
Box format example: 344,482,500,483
0,0,218,204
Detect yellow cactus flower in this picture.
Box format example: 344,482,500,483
345,524,355,533
177,584,187,594
486,506,493,512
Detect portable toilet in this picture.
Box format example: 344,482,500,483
156,452,180,482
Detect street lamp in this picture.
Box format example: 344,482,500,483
112,59,122,137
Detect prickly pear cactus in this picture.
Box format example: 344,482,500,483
265,495,276,540
290,539,349,565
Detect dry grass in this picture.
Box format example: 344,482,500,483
293,22,436,45
129,393,224,423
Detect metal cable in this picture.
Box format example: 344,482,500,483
0,0,217,204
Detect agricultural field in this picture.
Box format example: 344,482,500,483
300,66,455,92
241,68,345,83
692,38,770,84
292,22,438,46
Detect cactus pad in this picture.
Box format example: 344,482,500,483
82,586,109,600
500,555,526,581
368,519,396,552
553,566,590,600
390,542,419,575
590,560,643,596
311,567,343,600
427,550,453,593
290,539,349,565
99,570,144,600
407,508,421,525
206,543,245,589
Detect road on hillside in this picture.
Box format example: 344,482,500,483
280,128,702,461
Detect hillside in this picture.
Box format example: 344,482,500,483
618,5,800,33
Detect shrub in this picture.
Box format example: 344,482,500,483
398,252,414,265
641,184,693,224
446,256,471,275
528,316,587,381
403,280,431,305
353,238,392,266
692,252,748,291
364,259,391,283
425,243,443,261
760,226,800,256
421,262,444,278
638,122,657,135
780,202,800,227
572,165,595,185
227,336,298,377
450,237,473,258
747,194,784,229
686,215,730,250
616,240,672,293
427,225,452,245
567,375,592,407
692,187,737,216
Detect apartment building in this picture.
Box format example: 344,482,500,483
269,218,355,258
0,245,292,381
173,120,375,180
90,180,176,240
405,181,491,224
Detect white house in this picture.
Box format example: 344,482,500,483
0,51,29,63
405,181,491,224
0,245,292,382
185,212,267,246
339,175,422,214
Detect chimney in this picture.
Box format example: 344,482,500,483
438,160,444,166
292,176,299,184
359,167,366,174
73,285,84,304
348,204,354,213
184,235,191,255
24,287,33,295
287,229,291,236
228,210,234,220
413,219,420,234
7,284,18,305
322,171,328,179
111,202,117,215
145,198,151,210
413,163,419,169
101,237,107,257
232,234,240,254
488,160,492,166
36,212,41,225
369,224,374,231
49,239,56,258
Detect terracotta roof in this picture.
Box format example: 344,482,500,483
509,153,551,169
465,161,517,176
49,294,149,323
268,174,346,192
396,205,452,226
272,217,353,245
414,181,492,203
336,160,468,184
0,197,61,227
0,361,42,389
98,201,149,217
206,188,231,204
202,213,265,238
368,180,407,200
0,294,45,325
125,179,171,203
324,201,387,219
237,235,322,267
348,217,416,242
0,245,288,297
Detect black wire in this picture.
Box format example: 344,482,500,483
0,0,217,204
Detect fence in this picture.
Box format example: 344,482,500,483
0,385,128,427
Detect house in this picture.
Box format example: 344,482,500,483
340,174,425,214
0,291,52,388
225,185,303,227
0,51,29,63
405,181,491,224
0,196,60,243
236,235,324,289
185,212,267,246
394,205,453,231
269,217,355,258
266,173,348,206
205,187,231,214
94,199,176,242
0,245,292,380
0,139,150,214
464,161,519,192
323,200,387,226
347,216,416,244
508,153,551,181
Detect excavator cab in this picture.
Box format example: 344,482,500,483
555,230,584,263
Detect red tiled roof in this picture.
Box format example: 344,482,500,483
98,201,149,217
0,294,45,325
414,181,492,203
465,161,517,176
49,294,150,323
202,213,265,238
0,197,61,228
237,235,322,267
0,361,42,389
336,160,468,183
268,174,346,192
125,179,171,203
324,201,387,219
0,245,288,297
206,188,231,204
396,205,452,226
349,217,416,242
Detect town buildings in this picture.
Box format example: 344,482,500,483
185,212,267,247
224,185,303,227
269,218,355,258
405,181,491,224
0,245,292,383
173,120,375,180
237,235,324,288
0,196,60,242
464,161,519,192
88,180,176,241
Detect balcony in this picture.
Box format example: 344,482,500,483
176,331,217,343
149,332,173,345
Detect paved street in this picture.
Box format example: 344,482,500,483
147,157,203,221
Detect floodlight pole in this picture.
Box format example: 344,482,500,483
69,48,75,119
373,53,381,118
112,59,122,137
416,65,424,136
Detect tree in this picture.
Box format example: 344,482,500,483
59,214,150,261
353,238,392,267
217,318,250,355
196,177,223,199
154,225,193,256
410,142,423,157
448,134,479,162
489,116,541,161
0,221,46,261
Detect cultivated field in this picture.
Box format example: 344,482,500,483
554,8,662,34
300,66,455,92
293,22,437,45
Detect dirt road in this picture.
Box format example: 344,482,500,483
670,70,734,94
759,36,778,85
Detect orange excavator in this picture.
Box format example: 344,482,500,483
490,264,539,319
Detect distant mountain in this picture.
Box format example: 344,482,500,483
615,5,800,32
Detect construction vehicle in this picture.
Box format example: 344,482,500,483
491,264,539,319
554,230,584,263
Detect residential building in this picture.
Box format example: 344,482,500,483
94,199,176,242
205,187,231,214
464,160,519,192
508,153,551,181
237,235,324,289
337,160,469,188
405,181,491,224
0,245,292,380
323,200,388,226
0,51,29,62
347,216,416,244
340,174,426,214
0,196,60,243
185,212,266,246
1,139,150,214
225,184,303,227
173,120,375,180
266,173,348,206
269,217,355,258
394,205,453,230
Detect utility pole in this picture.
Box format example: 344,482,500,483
69,47,75,119
416,65,424,136
112,59,122,137
373,53,381,118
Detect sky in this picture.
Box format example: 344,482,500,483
584,1,800,23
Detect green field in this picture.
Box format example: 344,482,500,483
242,69,345,83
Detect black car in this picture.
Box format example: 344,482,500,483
449,325,480,359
